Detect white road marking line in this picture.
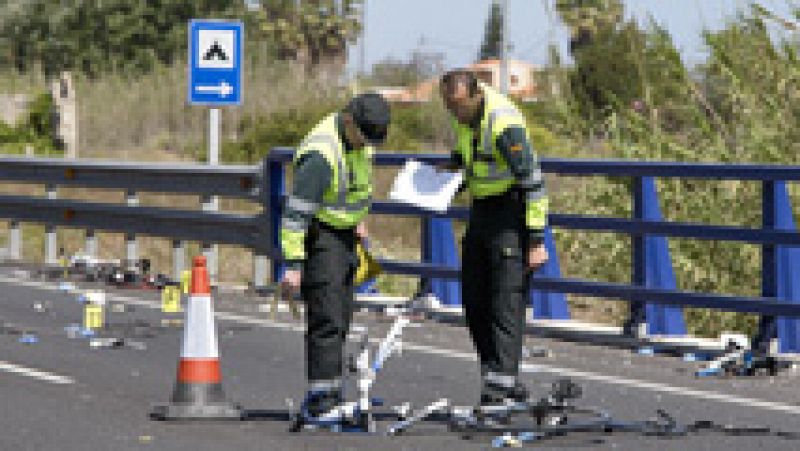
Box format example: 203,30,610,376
0,360,75,385
3,275,800,416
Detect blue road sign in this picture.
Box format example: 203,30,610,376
188,20,243,106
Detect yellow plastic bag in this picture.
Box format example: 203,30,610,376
354,240,382,286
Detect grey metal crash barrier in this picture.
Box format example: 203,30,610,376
0,155,269,285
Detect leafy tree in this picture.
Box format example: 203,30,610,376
478,1,503,61
555,0,624,53
0,1,250,78
371,49,444,86
554,0,696,126
257,0,362,72
534,3,799,337
698,4,800,162
371,57,423,86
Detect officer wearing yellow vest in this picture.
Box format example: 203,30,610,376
439,70,549,407
279,93,390,419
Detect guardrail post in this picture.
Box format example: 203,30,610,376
429,217,460,305
172,239,185,283
85,229,97,258
201,194,218,286
253,158,272,288
9,221,21,260
774,181,800,353
624,176,648,337
530,226,569,319
125,189,138,270
419,214,433,300
268,158,285,284
45,184,57,265
642,177,686,336
253,252,267,289
754,180,779,353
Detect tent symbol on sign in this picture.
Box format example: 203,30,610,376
204,41,228,62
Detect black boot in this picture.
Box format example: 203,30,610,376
480,377,530,407
299,388,343,419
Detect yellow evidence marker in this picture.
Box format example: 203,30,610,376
161,285,182,313
83,304,104,330
180,270,191,295
82,290,106,330
59,255,69,278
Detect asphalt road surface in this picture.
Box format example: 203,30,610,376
1,267,799,450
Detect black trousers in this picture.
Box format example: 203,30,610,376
302,219,357,382
462,190,530,377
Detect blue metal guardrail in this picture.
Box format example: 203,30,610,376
267,148,800,353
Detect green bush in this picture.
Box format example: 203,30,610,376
24,92,56,139
210,101,339,164
0,91,61,155
215,100,451,163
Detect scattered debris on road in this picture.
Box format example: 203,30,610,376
89,337,125,349
522,346,550,358
18,332,38,344
32,301,52,313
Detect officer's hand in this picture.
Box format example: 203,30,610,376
356,221,368,240
280,269,302,296
527,243,548,272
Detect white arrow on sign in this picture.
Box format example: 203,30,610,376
194,81,233,97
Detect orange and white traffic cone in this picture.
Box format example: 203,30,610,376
151,256,241,420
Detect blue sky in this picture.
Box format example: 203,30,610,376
346,0,797,73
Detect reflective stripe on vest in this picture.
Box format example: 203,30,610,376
525,188,547,203
517,168,544,191
280,216,306,231
285,195,319,214
324,198,370,213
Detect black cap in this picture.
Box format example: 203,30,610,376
345,93,391,145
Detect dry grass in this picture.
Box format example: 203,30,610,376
0,70,47,95
76,59,345,157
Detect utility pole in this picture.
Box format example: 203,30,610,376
360,0,367,77
351,0,366,93
499,0,509,94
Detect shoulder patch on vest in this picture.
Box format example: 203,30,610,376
496,126,533,177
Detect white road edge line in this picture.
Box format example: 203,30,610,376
3,275,800,415
0,360,75,385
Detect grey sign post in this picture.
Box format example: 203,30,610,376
188,20,244,286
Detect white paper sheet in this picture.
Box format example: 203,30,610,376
389,160,464,213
